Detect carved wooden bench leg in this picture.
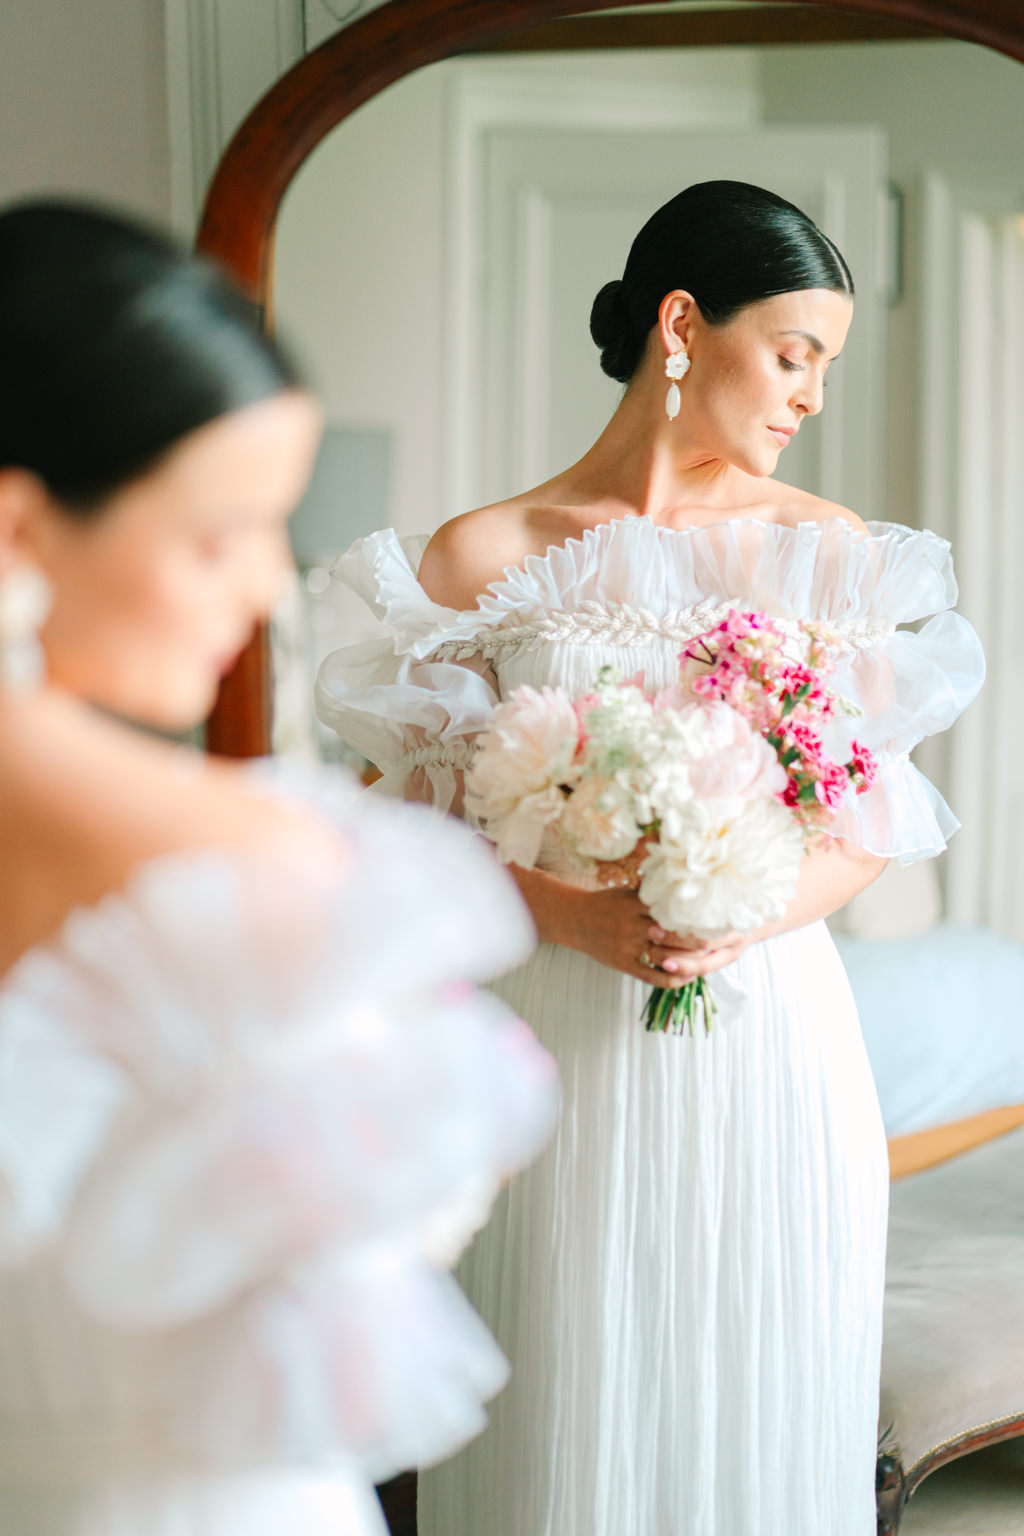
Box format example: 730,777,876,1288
876,1444,907,1535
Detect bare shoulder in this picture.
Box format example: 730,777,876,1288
0,699,340,974
418,501,536,611
763,480,868,533
809,498,868,533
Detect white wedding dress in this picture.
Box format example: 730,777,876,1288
0,767,559,1535
317,516,985,1536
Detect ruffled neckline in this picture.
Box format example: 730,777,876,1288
336,516,957,661
481,512,947,603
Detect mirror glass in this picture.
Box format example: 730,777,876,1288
272,16,1024,948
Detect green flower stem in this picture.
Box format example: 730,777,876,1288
643,976,717,1037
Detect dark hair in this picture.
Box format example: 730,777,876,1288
590,180,854,384
0,200,301,512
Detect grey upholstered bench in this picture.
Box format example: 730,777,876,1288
877,1126,1024,1532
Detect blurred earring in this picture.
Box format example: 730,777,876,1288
665,348,690,420
0,564,52,693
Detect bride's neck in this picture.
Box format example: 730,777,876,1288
565,388,746,520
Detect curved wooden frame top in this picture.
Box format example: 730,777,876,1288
199,0,1024,756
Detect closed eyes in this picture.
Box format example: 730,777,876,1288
779,356,830,387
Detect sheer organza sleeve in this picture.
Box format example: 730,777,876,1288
315,531,503,812
817,532,985,863
0,777,555,1473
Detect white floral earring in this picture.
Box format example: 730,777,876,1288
664,348,691,420
0,564,52,693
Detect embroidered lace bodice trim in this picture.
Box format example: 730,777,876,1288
329,516,958,666
429,598,896,663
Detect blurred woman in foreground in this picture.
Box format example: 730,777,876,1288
0,201,557,1536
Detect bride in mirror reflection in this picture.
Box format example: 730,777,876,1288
0,201,558,1536
318,180,985,1535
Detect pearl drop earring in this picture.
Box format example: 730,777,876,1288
664,348,690,420
0,564,52,693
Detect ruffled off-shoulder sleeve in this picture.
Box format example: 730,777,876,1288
825,610,983,861
797,523,986,863
316,531,505,811
0,775,556,1475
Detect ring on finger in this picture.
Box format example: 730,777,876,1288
639,949,657,969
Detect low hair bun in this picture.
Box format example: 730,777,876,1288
589,279,640,384
588,182,854,390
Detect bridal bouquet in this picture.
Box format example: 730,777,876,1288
465,610,877,1037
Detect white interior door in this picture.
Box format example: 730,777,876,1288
471,125,889,519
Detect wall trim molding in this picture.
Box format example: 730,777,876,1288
921,169,1024,934
165,0,304,237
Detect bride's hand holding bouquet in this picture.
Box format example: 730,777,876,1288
465,610,877,1036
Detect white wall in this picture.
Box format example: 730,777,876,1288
0,0,171,220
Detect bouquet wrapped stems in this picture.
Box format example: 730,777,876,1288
643,976,716,1037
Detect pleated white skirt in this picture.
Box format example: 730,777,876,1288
419,920,888,1536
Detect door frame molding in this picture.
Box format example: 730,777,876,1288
165,0,304,235
920,167,1024,933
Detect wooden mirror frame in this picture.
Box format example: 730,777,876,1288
198,0,1024,756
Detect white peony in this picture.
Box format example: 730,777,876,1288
466,686,580,831
560,773,640,861
639,796,804,941
489,785,566,868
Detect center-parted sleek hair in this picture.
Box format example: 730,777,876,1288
0,200,300,513
590,180,854,384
